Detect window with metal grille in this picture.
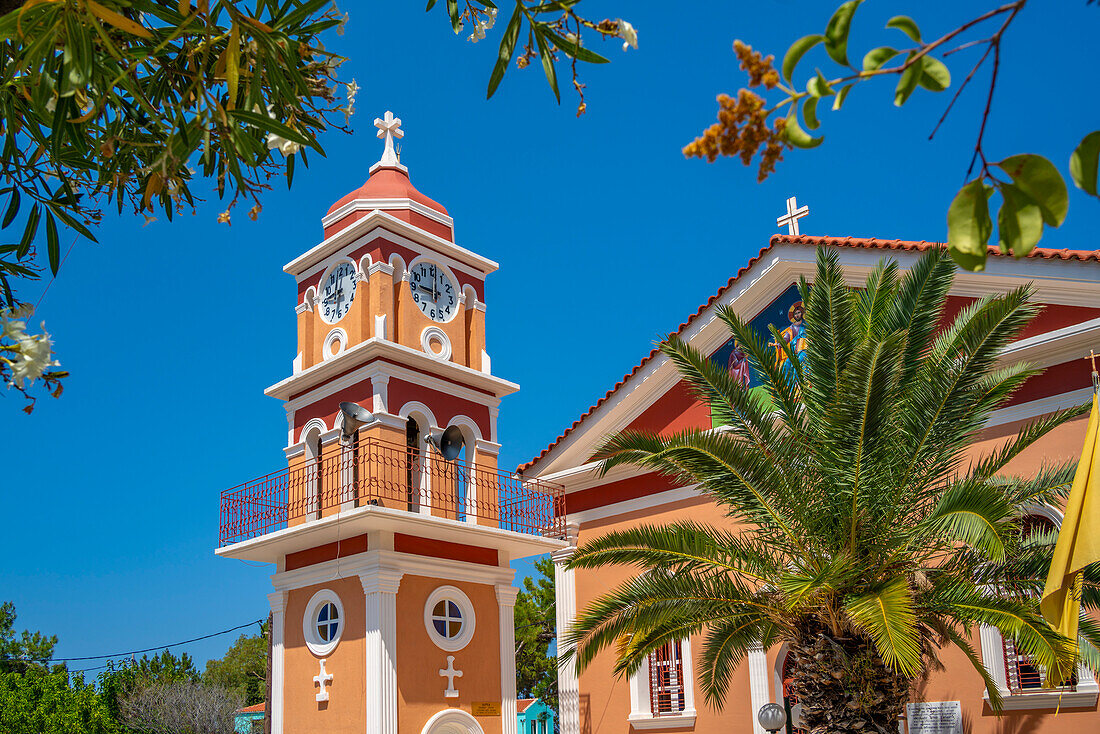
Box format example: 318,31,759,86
648,641,686,716
1001,514,1076,694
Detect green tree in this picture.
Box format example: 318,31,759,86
99,650,201,723
563,247,1100,731
0,668,120,734
515,556,556,710
0,600,58,674
203,625,267,707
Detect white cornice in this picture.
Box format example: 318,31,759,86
524,242,1100,478
216,502,567,564
998,317,1100,369
284,209,497,277
271,549,514,592
266,337,519,404
322,197,454,231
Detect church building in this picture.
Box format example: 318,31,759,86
216,112,568,734
520,233,1100,734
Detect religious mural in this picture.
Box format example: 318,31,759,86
707,283,805,426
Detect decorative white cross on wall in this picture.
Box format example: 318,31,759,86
439,655,463,698
374,111,404,168
776,196,810,236
314,658,334,702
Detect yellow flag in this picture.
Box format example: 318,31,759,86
1041,393,1100,685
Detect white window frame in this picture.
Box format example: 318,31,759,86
423,585,476,652
302,588,344,657
978,505,1099,710
626,637,697,730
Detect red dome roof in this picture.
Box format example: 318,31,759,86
326,167,448,217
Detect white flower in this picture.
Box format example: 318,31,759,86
618,19,638,51
1,305,31,341
266,133,300,156
10,331,59,388
344,79,359,122
468,21,487,43
45,96,57,113
483,8,496,30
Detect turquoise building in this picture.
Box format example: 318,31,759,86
234,703,265,734
517,698,556,734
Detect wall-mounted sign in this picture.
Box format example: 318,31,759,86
472,702,501,716
906,701,962,734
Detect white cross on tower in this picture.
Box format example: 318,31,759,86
314,658,334,702
373,110,404,170
776,196,810,236
439,655,463,698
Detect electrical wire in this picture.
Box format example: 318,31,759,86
14,618,264,665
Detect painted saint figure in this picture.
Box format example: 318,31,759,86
727,342,750,388
773,301,808,381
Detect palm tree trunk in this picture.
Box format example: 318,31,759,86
787,621,911,734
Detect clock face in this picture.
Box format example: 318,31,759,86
409,261,458,323
319,261,356,324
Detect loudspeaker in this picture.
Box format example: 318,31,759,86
339,401,374,442
429,425,466,461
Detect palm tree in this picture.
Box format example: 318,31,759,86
563,247,1098,733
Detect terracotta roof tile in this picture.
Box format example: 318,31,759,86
517,698,537,713
517,235,1100,474
237,703,265,713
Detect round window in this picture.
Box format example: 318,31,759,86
423,586,475,652
303,589,344,657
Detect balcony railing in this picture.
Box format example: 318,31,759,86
219,437,565,546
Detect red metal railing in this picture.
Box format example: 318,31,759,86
648,641,686,716
1002,637,1076,693
219,437,565,546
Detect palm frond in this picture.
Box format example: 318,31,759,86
843,576,922,676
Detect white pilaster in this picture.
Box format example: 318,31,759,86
497,585,520,734
552,535,580,734
361,568,404,734
747,644,770,734
267,591,288,734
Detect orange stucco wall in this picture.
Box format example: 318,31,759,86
396,574,504,734
283,576,366,734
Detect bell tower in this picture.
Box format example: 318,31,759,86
216,112,567,734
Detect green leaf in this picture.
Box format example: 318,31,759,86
917,55,950,92
487,3,523,99
802,96,820,130
893,53,920,106
781,34,823,84
886,15,921,43
947,179,993,271
2,189,19,230
862,46,899,73
18,204,40,259
783,110,824,149
533,25,560,103
229,110,313,147
45,211,59,274
542,28,610,64
425,0,438,10
824,0,862,67
996,154,1068,226
998,183,1044,258
1069,130,1100,197
806,70,834,98
446,0,462,33
832,83,853,110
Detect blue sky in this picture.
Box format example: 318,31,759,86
2,0,1097,672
